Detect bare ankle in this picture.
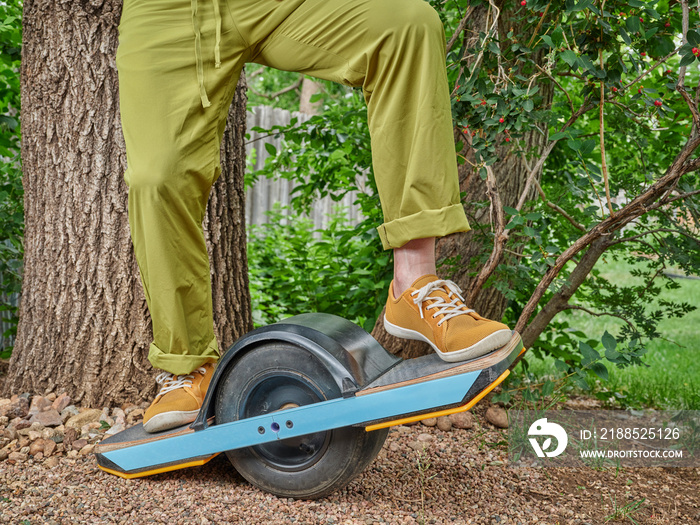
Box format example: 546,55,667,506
392,238,437,297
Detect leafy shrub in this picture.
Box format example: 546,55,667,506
247,204,392,332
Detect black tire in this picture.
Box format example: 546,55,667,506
215,343,388,499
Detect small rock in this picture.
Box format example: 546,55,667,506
29,439,46,456
29,395,52,415
389,442,400,452
450,412,474,430
43,439,56,457
67,450,78,458
79,444,95,456
60,405,80,422
0,448,8,461
46,392,57,402
417,433,433,443
408,441,425,452
421,418,437,427
485,406,509,428
63,427,78,448
27,430,43,442
0,415,8,426
436,416,452,432
3,428,18,441
1,397,29,419
126,408,145,425
12,419,31,431
8,451,27,462
44,456,59,468
65,408,102,429
105,422,125,436
51,393,71,413
71,438,88,451
34,451,44,461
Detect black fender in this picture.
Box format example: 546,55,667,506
192,313,401,430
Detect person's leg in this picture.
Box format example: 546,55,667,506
393,238,436,297
249,0,511,361
117,0,249,431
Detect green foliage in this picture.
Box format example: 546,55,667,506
247,204,392,332
0,2,22,357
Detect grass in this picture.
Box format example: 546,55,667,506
522,257,700,410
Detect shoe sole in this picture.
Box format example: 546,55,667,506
384,316,513,363
143,409,200,434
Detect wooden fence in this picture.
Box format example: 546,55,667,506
245,105,364,229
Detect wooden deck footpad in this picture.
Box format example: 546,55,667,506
94,423,195,455
357,332,522,397
97,453,219,479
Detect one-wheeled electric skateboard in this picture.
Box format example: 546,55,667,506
95,313,524,498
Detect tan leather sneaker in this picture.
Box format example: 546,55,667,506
143,362,216,433
384,274,512,362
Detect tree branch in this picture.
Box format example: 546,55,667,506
533,179,587,231
446,7,474,54
676,0,700,131
465,165,507,305
565,304,638,335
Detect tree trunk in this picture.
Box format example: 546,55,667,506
4,0,251,406
372,3,554,358
299,77,322,115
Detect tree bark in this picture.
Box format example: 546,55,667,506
372,3,554,358
5,0,251,406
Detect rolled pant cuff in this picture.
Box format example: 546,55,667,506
147,337,220,375
377,204,471,250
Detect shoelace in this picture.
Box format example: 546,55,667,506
154,367,206,396
411,279,475,327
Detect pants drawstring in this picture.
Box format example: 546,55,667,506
191,0,222,109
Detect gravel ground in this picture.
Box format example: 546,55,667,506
2,419,699,524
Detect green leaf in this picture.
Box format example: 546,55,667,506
679,53,697,67
264,143,277,156
579,139,596,156
542,380,555,397
560,50,578,67
523,99,534,112
591,362,609,381
601,331,617,352
687,30,700,46
541,35,555,48
626,16,640,33
567,139,582,151
579,342,599,366
554,359,569,373
503,206,519,215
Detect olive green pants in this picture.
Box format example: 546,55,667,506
117,0,470,375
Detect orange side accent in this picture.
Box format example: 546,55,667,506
98,453,219,479
364,369,510,432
